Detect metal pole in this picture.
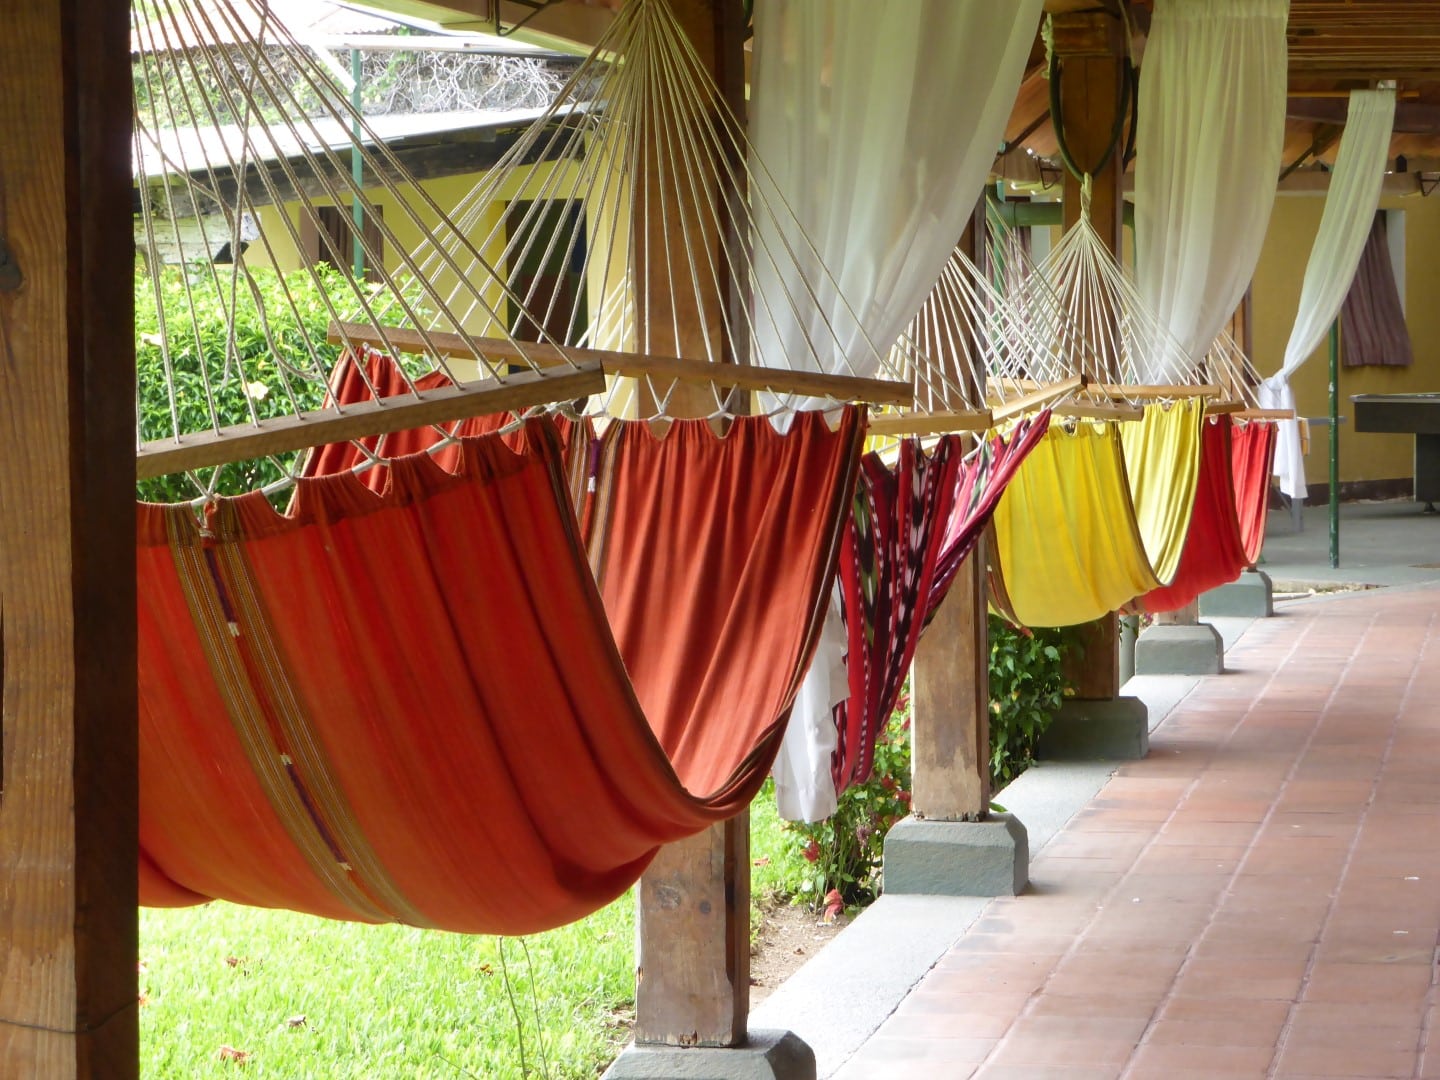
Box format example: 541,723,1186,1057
1329,319,1340,568
351,49,365,280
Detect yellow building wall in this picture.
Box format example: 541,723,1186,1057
1250,192,1440,490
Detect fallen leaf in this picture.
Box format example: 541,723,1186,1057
752,856,771,867
137,992,150,1007
224,956,244,969
217,1045,250,1065
286,1015,307,1030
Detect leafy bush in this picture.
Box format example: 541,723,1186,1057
787,701,913,914
135,263,423,503
988,615,1075,788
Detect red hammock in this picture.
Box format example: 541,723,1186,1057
1231,419,1277,566
1141,416,1250,614
139,396,861,934
830,412,1050,792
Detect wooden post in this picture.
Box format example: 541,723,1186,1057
0,0,138,1075
912,536,991,820
1055,8,1129,701
632,0,751,1050
910,197,992,822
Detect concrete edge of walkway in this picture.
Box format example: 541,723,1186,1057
749,670,1212,1077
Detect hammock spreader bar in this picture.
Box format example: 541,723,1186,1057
329,321,915,407
136,362,606,480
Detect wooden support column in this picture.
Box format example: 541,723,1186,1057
632,0,750,1050
911,195,992,821
912,536,991,820
0,0,138,1076
1055,9,1129,700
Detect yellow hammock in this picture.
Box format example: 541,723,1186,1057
1118,398,1207,587
989,420,1159,627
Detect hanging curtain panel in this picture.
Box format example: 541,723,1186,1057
748,0,1044,378
751,0,1043,821
1260,89,1397,501
1341,213,1414,368
1133,0,1288,378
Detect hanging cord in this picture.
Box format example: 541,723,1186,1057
1045,3,1135,182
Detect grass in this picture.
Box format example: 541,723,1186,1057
140,782,809,1079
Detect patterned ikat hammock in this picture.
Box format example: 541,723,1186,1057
830,412,1051,792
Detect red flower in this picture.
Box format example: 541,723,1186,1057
802,838,821,863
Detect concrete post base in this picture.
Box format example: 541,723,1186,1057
1134,622,1224,676
1199,569,1274,618
1037,696,1149,761
882,813,1028,897
602,1030,815,1080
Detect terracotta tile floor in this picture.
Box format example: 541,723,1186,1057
835,587,1440,1080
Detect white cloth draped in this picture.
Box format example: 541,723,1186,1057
748,0,1044,380
1261,89,1396,501
750,0,1044,822
1133,0,1288,377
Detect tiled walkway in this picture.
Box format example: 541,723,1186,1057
836,586,1440,1079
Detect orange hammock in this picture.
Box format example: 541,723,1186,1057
1140,416,1250,614
139,406,861,934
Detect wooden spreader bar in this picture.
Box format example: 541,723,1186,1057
1233,408,1296,421
990,373,1086,423
866,408,994,437
137,362,605,479
1052,402,1145,422
329,320,914,407
1093,383,1221,399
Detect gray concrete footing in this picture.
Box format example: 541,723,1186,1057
1134,622,1224,676
602,1030,815,1080
881,813,1028,897
1199,569,1274,618
1038,696,1149,761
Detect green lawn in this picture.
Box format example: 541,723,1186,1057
140,785,808,1078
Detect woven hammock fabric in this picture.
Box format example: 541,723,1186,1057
1118,399,1207,587
1141,416,1250,614
139,409,861,935
830,411,1051,792
990,421,1160,628
1231,419,1278,565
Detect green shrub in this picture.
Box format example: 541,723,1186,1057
135,263,426,503
786,700,912,915
987,616,1076,788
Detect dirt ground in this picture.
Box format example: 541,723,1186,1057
747,896,847,1007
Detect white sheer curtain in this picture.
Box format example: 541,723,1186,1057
751,0,1044,822
748,0,1044,379
1133,0,1288,377
1260,89,1396,501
